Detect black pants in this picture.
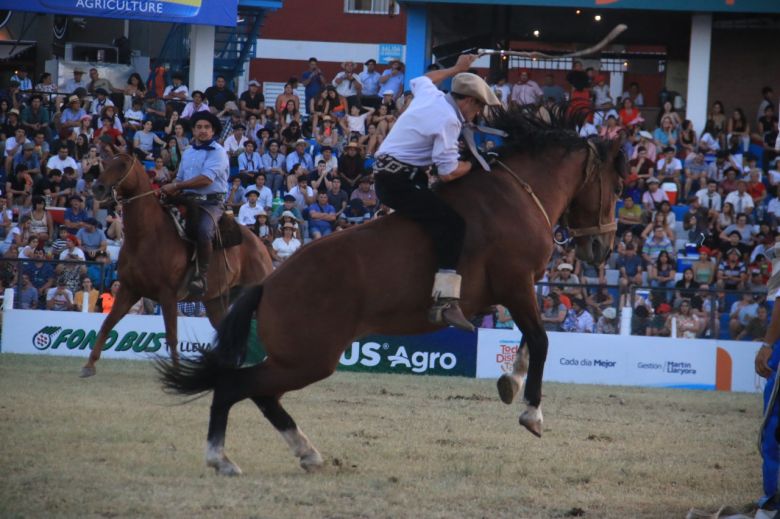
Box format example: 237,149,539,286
374,171,465,270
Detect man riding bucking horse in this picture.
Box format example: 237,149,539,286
374,54,500,332
161,111,229,296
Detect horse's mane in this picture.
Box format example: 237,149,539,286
488,102,593,157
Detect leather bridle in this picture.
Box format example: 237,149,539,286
566,140,619,239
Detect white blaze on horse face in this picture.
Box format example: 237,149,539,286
280,427,323,472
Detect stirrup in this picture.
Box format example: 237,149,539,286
429,298,475,332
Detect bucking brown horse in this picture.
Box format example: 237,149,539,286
157,106,626,475
80,154,273,377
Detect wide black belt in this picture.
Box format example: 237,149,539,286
374,155,430,181
182,193,225,202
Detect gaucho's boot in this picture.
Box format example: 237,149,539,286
428,271,475,332
188,241,211,298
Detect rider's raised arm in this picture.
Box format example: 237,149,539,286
425,54,478,86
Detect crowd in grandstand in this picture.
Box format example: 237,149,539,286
0,58,778,340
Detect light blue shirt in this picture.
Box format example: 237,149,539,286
261,152,286,174
380,69,404,98
60,107,86,125
238,151,262,172
178,140,229,196
359,70,382,96
286,151,314,173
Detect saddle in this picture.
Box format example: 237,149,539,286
164,199,243,250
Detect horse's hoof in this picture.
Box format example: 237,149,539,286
300,451,324,472
217,463,242,476
519,408,543,438
80,366,96,378
496,374,519,405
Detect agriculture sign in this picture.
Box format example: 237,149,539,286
339,329,477,377
7,0,240,27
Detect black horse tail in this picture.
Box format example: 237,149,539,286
156,285,265,397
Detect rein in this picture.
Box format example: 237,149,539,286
109,154,160,204
495,140,616,239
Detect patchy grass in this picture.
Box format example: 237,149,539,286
0,354,762,518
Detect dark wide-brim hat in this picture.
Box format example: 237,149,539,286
189,111,223,135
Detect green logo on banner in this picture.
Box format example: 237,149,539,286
30,326,213,353
339,338,469,377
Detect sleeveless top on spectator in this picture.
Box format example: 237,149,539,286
30,211,47,235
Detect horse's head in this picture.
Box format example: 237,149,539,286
93,154,143,203
568,136,626,264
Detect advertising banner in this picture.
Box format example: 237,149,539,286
339,328,477,377
10,0,239,27
477,329,719,391
1,309,215,360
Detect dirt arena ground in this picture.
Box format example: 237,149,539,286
0,354,764,518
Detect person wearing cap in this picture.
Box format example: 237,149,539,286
338,142,365,192
314,146,338,177
595,307,619,334
554,262,584,299
89,87,114,116
373,54,499,331
238,140,263,186
378,58,404,100
271,222,301,263
285,139,314,175
640,177,668,213
333,61,363,110
76,217,107,260
160,110,229,297
379,89,398,114
240,80,265,118
12,142,41,178
510,70,542,107
62,67,88,93
271,195,303,227
359,59,382,108
58,234,86,262
350,176,378,214
301,58,325,113
238,185,266,226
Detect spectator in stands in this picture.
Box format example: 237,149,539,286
553,262,583,300
378,59,404,100
181,90,209,120
727,107,750,153
327,177,349,215
541,292,567,331
562,298,594,333
205,75,237,114
350,176,379,215
74,276,99,312
300,58,326,113
247,173,273,212
656,146,682,190
149,156,171,186
13,141,40,178
648,250,677,300
275,81,300,114
21,95,50,141
240,80,265,119
62,67,88,93
641,178,668,213
238,189,265,227
747,169,767,206
63,195,89,235
618,97,642,127
359,59,382,108
94,116,127,151
737,304,769,341
133,120,165,159
675,268,701,303
338,142,365,192
729,292,759,339
540,74,565,105
720,213,756,248
271,222,301,264
284,139,313,178
667,299,700,339
75,217,106,260
314,146,338,178
718,247,747,291
332,61,362,110
87,68,114,96
224,123,248,166
261,139,286,196
642,226,673,264
621,81,644,107
5,127,30,174
89,87,114,116
97,280,120,314
46,277,74,311
724,180,755,216
238,140,262,186
308,192,336,240
163,72,189,107
226,176,246,213
684,152,709,197
511,70,542,107
289,175,315,213
16,272,39,309
343,104,374,137
595,307,618,334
